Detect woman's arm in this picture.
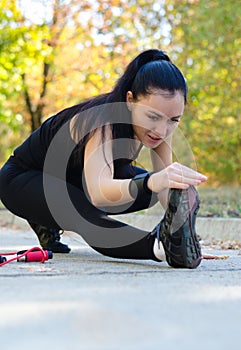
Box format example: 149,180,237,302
149,135,173,208
148,135,207,208
84,128,134,207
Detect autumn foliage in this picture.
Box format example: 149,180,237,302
0,0,240,184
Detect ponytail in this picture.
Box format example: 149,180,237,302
110,49,171,102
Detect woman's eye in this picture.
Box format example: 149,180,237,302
171,118,180,123
148,115,159,121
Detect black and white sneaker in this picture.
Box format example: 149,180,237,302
28,222,71,254
151,186,202,268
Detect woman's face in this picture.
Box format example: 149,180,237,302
127,90,185,149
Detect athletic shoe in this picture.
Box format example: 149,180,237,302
151,186,202,268
28,222,71,253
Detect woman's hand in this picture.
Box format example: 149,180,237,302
148,162,207,193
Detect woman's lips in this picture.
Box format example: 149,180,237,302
148,134,162,143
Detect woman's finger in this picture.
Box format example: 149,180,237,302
167,180,190,189
168,173,202,186
169,163,207,182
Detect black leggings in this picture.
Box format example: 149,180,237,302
0,158,160,261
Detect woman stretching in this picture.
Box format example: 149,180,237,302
0,49,207,268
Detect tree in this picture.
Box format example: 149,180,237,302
2,0,170,132
1,0,240,184
164,0,241,184
1,0,170,164
0,0,29,161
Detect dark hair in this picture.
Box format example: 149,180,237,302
52,49,187,169
109,49,187,103
131,60,187,102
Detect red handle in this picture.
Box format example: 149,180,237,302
25,250,49,262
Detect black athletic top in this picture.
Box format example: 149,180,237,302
13,116,56,170
11,108,140,189
11,112,85,188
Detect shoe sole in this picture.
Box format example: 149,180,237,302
162,186,202,269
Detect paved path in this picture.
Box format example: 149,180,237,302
1,212,241,350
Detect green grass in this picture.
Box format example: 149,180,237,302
198,186,241,218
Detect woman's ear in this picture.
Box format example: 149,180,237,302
126,91,133,111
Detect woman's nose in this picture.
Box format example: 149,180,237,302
154,121,168,138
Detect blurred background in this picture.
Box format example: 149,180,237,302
0,0,240,216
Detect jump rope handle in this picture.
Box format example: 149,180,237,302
0,247,53,266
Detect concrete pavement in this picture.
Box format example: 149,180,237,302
1,210,241,350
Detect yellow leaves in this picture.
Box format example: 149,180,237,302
212,68,229,81
226,117,235,126
0,0,240,184
87,73,104,88
198,112,213,122
231,81,238,89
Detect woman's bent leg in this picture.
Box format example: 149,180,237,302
0,161,71,252
0,164,158,261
